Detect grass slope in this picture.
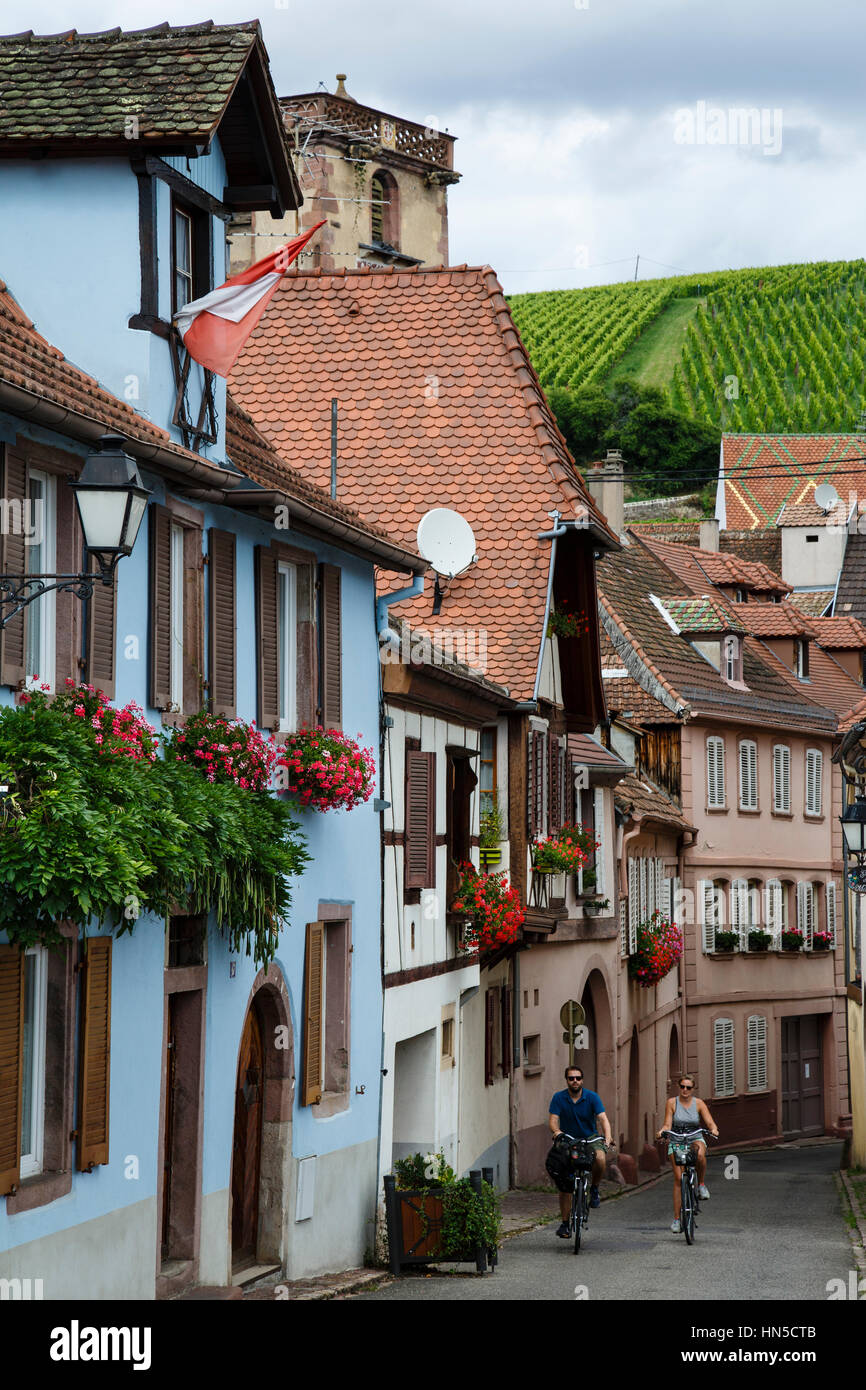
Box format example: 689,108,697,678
509,260,866,433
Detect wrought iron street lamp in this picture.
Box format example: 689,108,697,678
0,434,150,629
841,794,866,893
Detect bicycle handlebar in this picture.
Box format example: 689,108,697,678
660,1128,718,1140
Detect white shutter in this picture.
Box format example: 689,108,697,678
639,856,648,920
700,879,716,952
765,879,782,947
731,878,749,949
804,882,814,948
628,859,638,953
713,1018,735,1097
739,740,758,810
663,877,673,921
673,876,682,926
773,744,791,813
707,736,725,808
593,787,605,895
826,881,837,947
620,898,629,958
747,1015,767,1092
805,749,822,816
655,860,665,919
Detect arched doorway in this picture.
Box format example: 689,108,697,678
230,972,293,1272
668,1023,680,1090
574,968,615,1114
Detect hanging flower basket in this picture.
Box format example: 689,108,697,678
451,863,525,953
628,910,683,987
165,708,275,788
274,727,376,811
531,828,594,875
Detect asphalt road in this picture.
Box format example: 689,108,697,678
359,1142,853,1301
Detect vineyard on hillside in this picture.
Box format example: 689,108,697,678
509,260,866,433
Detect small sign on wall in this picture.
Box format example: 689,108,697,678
295,1155,317,1222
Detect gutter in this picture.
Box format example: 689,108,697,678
376,574,426,646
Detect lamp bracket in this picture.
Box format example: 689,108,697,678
0,572,101,630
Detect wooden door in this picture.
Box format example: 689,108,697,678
231,1003,264,1263
782,1016,824,1138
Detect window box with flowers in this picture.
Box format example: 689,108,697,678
628,910,683,986
451,864,525,954
530,828,592,909
273,727,376,812
747,930,773,953
781,927,803,952
811,930,833,952
713,930,739,953
546,602,590,639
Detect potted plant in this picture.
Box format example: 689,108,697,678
583,897,610,916
531,827,593,907
781,927,803,952
479,797,504,869
811,930,833,952
628,911,683,986
451,863,525,953
384,1151,501,1274
713,930,738,952
273,726,375,811
748,930,772,953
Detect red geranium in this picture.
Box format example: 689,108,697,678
451,863,525,954
627,910,683,987
274,727,375,812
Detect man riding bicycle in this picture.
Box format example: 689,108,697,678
548,1066,614,1238
657,1073,718,1233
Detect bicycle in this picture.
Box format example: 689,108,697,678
555,1132,611,1253
660,1127,716,1245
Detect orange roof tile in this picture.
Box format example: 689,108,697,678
736,600,816,638
231,264,616,698
721,434,866,530
809,616,866,650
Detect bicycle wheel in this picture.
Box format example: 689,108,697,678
573,1177,585,1253
570,1181,581,1250
681,1170,695,1245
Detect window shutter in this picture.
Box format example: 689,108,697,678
320,564,342,731
773,744,791,813
747,1015,767,1092
826,881,837,946
0,945,24,1195
548,736,560,832
713,1017,734,1097
0,446,27,688
654,860,664,917
639,857,648,919
301,921,324,1106
536,730,547,837
149,503,172,709
673,876,682,925
806,749,822,816
707,736,725,808
405,749,436,890
55,471,83,688
803,882,814,948
765,879,782,947
620,899,628,958
699,879,715,952
739,740,757,810
86,557,118,700
628,858,638,953
484,988,496,1086
526,731,535,835
255,545,280,732
77,937,112,1171
208,528,236,719
593,787,605,894
732,879,748,949
501,987,512,1078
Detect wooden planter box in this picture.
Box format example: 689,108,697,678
382,1169,498,1275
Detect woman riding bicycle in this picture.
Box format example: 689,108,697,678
656,1073,719,1234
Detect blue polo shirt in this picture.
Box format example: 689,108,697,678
549,1087,605,1141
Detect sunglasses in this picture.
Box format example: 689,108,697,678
679,1083,694,1090
567,1076,583,1083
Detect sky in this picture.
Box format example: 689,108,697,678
5,0,866,295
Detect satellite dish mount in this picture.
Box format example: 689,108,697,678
416,509,477,616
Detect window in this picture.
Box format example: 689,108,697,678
620,898,629,958
24,471,57,690
731,878,759,948
441,1016,455,1067
794,639,809,678
746,1015,768,1091
706,735,726,808
479,727,497,814
764,879,786,944
723,634,741,684
527,722,549,837
805,748,823,816
738,739,758,810
19,947,48,1179
797,881,815,948
522,1034,541,1071
370,175,385,243
167,914,206,969
369,169,399,248
277,562,298,731
713,1017,735,1097
150,505,204,717
772,744,791,813
446,748,477,903
173,205,194,313
700,879,725,952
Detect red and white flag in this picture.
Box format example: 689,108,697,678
173,220,326,378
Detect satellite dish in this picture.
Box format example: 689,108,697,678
417,508,477,578
815,483,840,514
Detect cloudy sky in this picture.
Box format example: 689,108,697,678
6,0,866,294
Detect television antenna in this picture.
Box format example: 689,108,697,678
814,483,840,514
416,508,477,614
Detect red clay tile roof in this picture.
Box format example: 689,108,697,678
569,733,629,770
628,521,701,546
635,532,789,595
614,772,693,832
835,533,866,625
602,671,682,725
662,594,744,634
721,434,866,530
718,527,782,572
839,693,866,733
788,589,834,616
776,501,848,527
808,616,866,650
230,263,617,698
755,639,865,718
735,601,816,638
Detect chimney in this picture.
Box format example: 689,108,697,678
587,449,624,536
699,518,719,551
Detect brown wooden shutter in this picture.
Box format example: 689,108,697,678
0,446,27,688
320,563,342,731
149,504,172,709
405,749,436,891
77,937,111,1171
87,559,118,699
501,986,512,1078
55,471,83,688
255,545,279,732
526,730,535,836
302,921,324,1106
484,988,496,1086
549,737,560,832
208,527,236,718
296,561,316,728
0,945,24,1195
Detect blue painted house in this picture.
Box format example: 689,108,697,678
0,21,422,1297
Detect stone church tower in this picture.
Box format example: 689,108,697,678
230,75,460,274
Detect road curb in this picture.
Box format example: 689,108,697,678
837,1170,866,1286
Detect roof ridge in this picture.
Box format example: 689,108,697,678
0,20,261,43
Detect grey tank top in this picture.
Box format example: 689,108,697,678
673,1095,700,1131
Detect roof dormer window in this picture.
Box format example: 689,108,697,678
723,633,743,685
795,638,809,679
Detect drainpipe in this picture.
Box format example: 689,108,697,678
376,574,426,650
533,511,568,703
